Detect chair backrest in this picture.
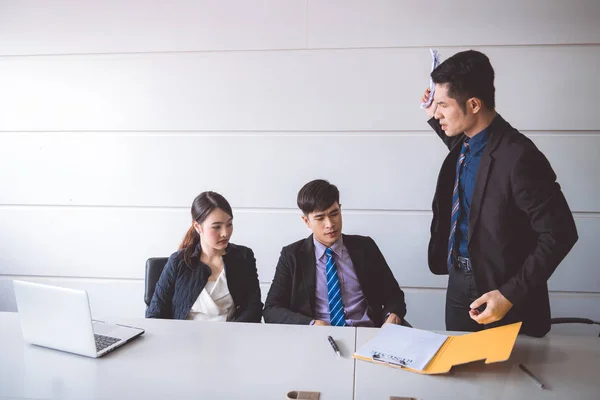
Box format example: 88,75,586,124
144,257,169,306
551,317,600,337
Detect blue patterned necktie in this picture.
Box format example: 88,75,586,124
448,140,470,270
325,247,346,326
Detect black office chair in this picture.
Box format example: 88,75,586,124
144,257,169,307
551,317,600,337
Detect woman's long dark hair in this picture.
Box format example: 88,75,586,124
179,191,233,267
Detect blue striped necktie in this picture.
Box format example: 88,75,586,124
325,247,346,326
448,140,470,270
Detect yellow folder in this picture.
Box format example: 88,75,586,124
353,322,522,374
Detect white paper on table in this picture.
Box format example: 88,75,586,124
354,323,449,371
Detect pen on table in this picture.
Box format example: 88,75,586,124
519,363,545,389
327,335,341,357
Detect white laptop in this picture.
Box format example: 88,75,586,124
13,280,145,358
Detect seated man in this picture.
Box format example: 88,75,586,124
263,179,407,326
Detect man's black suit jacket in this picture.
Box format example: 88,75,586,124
263,234,406,327
428,114,578,337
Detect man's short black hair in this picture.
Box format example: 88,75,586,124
297,179,340,215
431,50,495,113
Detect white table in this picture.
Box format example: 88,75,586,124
0,312,356,400
354,327,600,400
3,312,598,400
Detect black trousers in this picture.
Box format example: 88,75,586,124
445,265,521,332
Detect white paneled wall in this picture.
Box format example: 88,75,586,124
1,0,599,334
1,133,599,211
307,0,600,48
0,0,308,54
2,46,600,132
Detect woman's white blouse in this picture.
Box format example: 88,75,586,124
187,269,235,321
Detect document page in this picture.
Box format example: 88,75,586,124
355,324,449,371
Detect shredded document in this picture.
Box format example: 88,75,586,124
420,48,441,109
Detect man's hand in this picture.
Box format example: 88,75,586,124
384,312,402,325
313,320,330,326
469,290,513,325
421,87,437,119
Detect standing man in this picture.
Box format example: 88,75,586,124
422,50,578,337
263,179,406,327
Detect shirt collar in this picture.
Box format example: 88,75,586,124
313,235,344,260
189,242,230,267
465,124,489,154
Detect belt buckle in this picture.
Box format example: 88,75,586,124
456,256,472,272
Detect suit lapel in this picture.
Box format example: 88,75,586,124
184,245,208,313
222,247,239,302
468,115,504,245
299,236,317,311
183,261,210,318
343,235,367,284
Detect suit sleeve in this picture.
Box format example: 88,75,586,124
428,117,461,151
232,248,264,323
263,248,313,325
499,149,579,305
145,255,177,319
368,237,407,320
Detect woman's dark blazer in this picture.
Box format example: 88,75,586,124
146,242,263,322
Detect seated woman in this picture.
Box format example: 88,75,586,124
146,191,263,322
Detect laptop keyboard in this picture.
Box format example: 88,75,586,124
94,334,120,352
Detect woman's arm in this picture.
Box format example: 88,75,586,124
145,255,178,319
